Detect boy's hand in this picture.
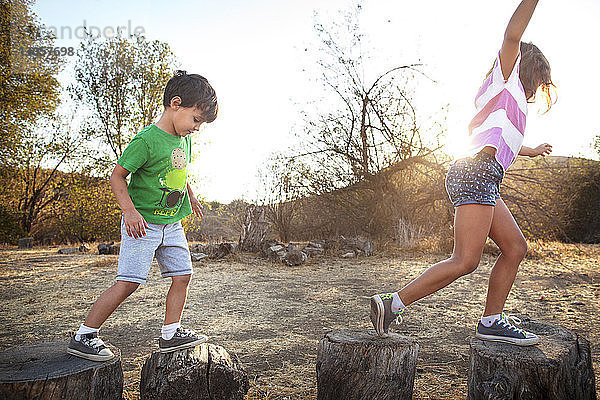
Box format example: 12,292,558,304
531,143,552,157
190,196,203,219
123,209,149,238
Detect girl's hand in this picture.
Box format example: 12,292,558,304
190,196,204,219
531,143,552,157
123,209,149,239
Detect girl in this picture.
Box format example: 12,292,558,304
371,0,554,346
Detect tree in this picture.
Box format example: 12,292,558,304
0,117,82,235
70,33,177,174
260,3,449,239
0,0,63,163
291,3,444,193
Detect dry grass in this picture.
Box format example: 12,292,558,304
0,244,599,399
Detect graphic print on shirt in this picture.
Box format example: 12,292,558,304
154,147,187,216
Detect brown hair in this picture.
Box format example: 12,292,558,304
163,70,218,123
485,42,556,113
519,42,555,113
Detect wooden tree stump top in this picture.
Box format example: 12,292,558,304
468,317,596,400
470,318,581,364
0,341,121,382
325,329,417,347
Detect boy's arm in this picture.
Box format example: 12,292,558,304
110,164,149,238
519,143,552,157
186,182,203,218
500,0,539,80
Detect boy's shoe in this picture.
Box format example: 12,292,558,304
370,293,403,337
475,313,539,346
159,327,208,353
67,332,115,361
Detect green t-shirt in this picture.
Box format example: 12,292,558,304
117,124,192,224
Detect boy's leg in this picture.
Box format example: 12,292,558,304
155,221,207,352
164,274,191,325
371,204,494,336
83,281,140,328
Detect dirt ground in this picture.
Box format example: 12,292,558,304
0,243,599,399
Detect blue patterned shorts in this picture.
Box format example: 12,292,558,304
445,152,504,207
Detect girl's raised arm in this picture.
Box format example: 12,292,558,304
500,0,539,80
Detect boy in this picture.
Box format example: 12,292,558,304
67,70,218,361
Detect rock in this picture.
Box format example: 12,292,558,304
317,330,418,400
17,237,33,249
339,237,373,256
303,245,325,257
468,315,596,400
0,341,123,399
191,252,209,262
264,244,286,261
58,247,79,254
140,343,249,400
98,242,115,255
211,242,237,259
283,250,307,266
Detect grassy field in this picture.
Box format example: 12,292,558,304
0,243,598,399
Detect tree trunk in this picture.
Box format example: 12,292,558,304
468,317,597,400
316,329,418,400
239,205,270,252
0,342,123,400
140,343,249,400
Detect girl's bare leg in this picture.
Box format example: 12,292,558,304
397,204,494,306
483,198,527,316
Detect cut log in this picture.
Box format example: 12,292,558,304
468,316,597,400
17,238,33,249
316,329,418,400
140,343,249,400
0,341,123,400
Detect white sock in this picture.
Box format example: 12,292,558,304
162,322,181,340
75,324,99,341
480,314,501,327
391,292,406,314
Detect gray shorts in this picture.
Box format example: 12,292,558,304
445,152,504,207
116,218,192,284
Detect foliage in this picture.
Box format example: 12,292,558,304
0,0,63,163
70,33,177,174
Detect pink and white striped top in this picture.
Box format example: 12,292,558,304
467,50,527,172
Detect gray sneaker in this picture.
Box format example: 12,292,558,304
159,327,208,353
370,293,403,337
67,332,115,361
475,313,539,346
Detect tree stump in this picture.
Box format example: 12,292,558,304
0,341,123,400
140,343,249,400
468,317,597,400
316,329,419,400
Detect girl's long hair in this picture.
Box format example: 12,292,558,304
485,42,556,113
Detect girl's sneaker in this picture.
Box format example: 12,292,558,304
67,332,115,361
475,313,539,346
159,327,208,353
370,293,403,337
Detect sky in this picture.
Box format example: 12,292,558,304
32,0,600,203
